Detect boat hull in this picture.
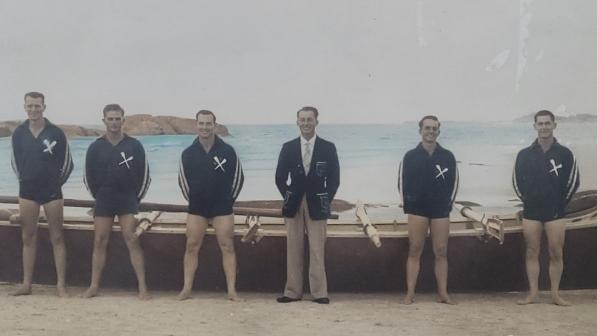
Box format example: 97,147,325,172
1,222,597,292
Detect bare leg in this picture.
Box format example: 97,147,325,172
517,219,542,305
44,199,68,297
177,214,208,300
404,214,429,305
431,218,455,304
10,198,40,296
120,215,150,300
82,217,113,298
214,214,240,301
545,219,570,306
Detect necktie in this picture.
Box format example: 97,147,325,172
303,142,312,174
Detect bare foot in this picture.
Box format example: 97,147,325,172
403,293,415,305
81,287,99,299
9,285,32,296
56,286,69,298
552,295,571,306
228,292,243,302
438,294,457,305
177,289,192,301
139,290,152,300
516,293,538,305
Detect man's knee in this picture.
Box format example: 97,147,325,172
525,244,540,258
94,233,110,249
48,230,65,246
548,246,563,261
185,238,202,254
21,229,37,246
122,230,139,247
433,245,448,259
408,242,424,257
218,238,235,255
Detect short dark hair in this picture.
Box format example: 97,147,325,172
102,104,125,117
534,110,555,122
195,109,216,123
24,92,45,104
418,115,440,129
296,106,319,119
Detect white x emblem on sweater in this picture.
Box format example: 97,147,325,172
43,139,56,155
214,156,227,172
549,159,562,176
435,164,448,179
119,152,134,169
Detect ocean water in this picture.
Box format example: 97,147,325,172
1,122,596,207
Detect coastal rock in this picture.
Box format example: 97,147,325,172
0,115,229,138
59,125,102,138
0,126,12,137
0,121,20,137
123,114,229,136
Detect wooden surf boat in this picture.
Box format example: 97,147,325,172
1,191,597,292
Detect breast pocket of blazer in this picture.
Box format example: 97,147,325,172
315,161,328,177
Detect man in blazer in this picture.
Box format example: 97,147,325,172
275,106,340,304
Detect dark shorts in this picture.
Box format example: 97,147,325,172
94,192,139,218
19,180,63,205
188,196,233,218
404,200,451,219
522,207,564,222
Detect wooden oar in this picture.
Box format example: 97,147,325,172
134,211,162,237
355,201,381,247
240,215,263,244
453,203,504,244
0,209,17,221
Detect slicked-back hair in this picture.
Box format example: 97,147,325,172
296,106,319,119
534,110,555,122
195,109,216,123
418,115,440,129
24,92,45,104
102,104,125,117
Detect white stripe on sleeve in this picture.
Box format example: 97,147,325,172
178,159,190,201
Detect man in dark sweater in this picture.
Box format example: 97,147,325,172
177,110,244,301
10,91,73,297
82,104,151,299
513,110,579,306
398,115,458,305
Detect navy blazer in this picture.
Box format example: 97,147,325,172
275,136,340,220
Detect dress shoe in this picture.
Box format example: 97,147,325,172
312,297,330,304
276,296,301,303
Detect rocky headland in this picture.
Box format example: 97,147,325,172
0,115,228,138
121,114,228,136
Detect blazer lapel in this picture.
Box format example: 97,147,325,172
290,137,304,175
306,136,319,176
292,137,302,164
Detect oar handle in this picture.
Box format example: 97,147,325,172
135,211,162,237
355,201,382,248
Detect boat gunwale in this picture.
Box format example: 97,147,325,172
1,205,597,239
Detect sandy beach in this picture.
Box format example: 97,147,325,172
2,283,596,336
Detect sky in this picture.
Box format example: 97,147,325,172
1,0,596,125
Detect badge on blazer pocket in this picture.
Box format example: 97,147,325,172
315,161,328,177
317,192,330,214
